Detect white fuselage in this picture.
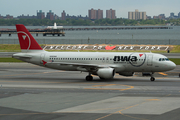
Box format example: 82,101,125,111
13,52,176,73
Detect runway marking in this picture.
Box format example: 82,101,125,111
0,80,134,91
118,102,149,120
158,72,167,76
96,98,161,120
146,99,160,101
96,102,148,120
84,84,134,91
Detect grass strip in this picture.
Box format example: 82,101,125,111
0,58,23,62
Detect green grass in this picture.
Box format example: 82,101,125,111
0,58,23,62
0,44,21,52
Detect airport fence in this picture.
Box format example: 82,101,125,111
0,38,180,45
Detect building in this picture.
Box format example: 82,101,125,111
0,14,3,19
146,15,151,19
88,8,103,20
178,12,180,18
46,10,54,20
88,8,96,19
153,14,166,19
61,10,66,20
106,9,116,19
97,9,103,19
128,9,146,20
159,14,166,19
18,14,36,19
54,14,60,20
5,14,13,19
37,10,45,19
170,13,174,17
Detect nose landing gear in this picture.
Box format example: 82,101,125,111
150,72,155,81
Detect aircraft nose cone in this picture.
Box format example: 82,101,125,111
169,61,176,70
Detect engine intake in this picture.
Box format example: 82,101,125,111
97,68,115,79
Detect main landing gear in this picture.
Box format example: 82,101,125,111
86,73,93,81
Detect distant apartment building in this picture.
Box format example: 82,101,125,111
37,10,45,19
153,14,165,19
146,15,151,19
5,14,13,19
18,14,36,19
97,9,103,19
153,14,166,19
128,9,146,20
106,9,116,19
88,8,97,19
169,12,179,19
61,10,66,20
46,10,54,20
170,13,174,17
0,14,3,19
88,8,103,20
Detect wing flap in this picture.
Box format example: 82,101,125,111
46,61,116,68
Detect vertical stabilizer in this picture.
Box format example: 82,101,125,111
16,24,43,52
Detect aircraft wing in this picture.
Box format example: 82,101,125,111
44,61,117,72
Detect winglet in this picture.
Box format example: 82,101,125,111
16,24,43,52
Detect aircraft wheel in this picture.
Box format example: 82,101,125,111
86,76,93,81
150,77,155,81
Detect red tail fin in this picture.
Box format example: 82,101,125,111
16,24,43,52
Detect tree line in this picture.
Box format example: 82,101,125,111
0,18,179,26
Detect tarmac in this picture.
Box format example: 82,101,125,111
0,63,180,120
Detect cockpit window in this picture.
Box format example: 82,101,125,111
159,58,169,61
165,58,169,61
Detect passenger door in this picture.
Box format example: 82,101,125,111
147,55,153,66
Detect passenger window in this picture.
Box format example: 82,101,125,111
159,58,161,61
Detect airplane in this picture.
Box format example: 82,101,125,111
47,23,63,29
13,24,176,81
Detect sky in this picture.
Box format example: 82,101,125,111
1,0,180,18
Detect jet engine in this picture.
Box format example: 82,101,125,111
97,68,115,79
119,72,134,76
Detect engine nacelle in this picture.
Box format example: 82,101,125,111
119,72,134,76
97,68,115,79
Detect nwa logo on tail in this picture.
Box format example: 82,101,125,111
113,53,146,67
16,24,43,51
17,31,31,50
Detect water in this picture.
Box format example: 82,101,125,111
0,26,180,45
